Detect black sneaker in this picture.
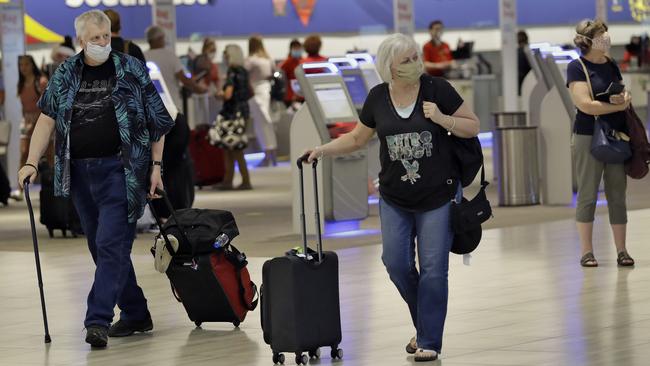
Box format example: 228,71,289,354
108,317,153,337
85,325,108,348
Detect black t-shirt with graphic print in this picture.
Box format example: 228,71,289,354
70,60,121,159
360,74,464,212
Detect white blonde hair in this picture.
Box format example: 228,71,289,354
375,33,423,83
224,44,245,67
74,10,111,40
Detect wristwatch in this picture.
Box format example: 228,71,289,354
151,160,162,167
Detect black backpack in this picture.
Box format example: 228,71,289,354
269,70,286,102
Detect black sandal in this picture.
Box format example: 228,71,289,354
617,251,635,267
580,252,598,267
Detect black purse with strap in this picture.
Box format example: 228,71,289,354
450,166,492,255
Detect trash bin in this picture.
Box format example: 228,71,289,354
492,112,540,206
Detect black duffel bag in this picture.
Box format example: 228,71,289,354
151,189,239,256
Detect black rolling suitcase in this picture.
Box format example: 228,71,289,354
38,161,82,237
261,157,343,366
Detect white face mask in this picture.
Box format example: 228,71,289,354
590,32,611,52
85,42,111,63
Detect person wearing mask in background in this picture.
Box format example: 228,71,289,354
301,34,327,63
517,30,531,95
566,19,634,268
103,9,146,63
194,38,220,93
14,55,49,201
246,35,278,167
423,20,454,77
279,39,304,108
144,25,206,110
302,33,480,362
216,44,253,190
17,10,174,347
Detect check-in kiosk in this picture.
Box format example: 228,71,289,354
346,52,383,92
339,54,383,190
328,57,369,112
290,62,369,235
529,48,579,205
147,61,179,119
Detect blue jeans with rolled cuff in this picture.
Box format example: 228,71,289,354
70,154,150,329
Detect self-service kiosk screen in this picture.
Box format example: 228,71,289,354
314,85,355,120
343,74,368,107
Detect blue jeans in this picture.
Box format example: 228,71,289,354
70,155,150,328
379,188,460,353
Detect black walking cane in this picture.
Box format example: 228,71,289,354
24,180,52,344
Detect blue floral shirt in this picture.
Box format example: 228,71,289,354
37,51,174,223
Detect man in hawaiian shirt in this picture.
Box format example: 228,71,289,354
18,10,174,348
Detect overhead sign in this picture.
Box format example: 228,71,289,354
20,0,643,44
393,0,414,36
64,0,210,7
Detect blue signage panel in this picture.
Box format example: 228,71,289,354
24,0,641,41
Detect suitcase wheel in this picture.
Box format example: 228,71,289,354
272,352,285,365
331,347,343,360
232,320,240,328
194,321,202,328
308,349,320,359
295,353,308,365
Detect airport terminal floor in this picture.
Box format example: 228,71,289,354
2,160,650,366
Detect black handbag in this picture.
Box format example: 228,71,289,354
450,167,492,255
591,117,632,163
577,58,631,164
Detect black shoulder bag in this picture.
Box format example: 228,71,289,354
421,74,492,254
449,166,492,255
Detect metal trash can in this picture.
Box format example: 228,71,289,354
493,112,540,206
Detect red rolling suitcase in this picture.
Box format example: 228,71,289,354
260,156,343,365
189,124,225,187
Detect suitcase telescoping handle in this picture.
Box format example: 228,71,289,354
297,154,323,262
23,180,52,344
149,188,191,256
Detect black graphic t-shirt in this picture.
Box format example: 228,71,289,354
360,75,463,212
70,60,121,159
